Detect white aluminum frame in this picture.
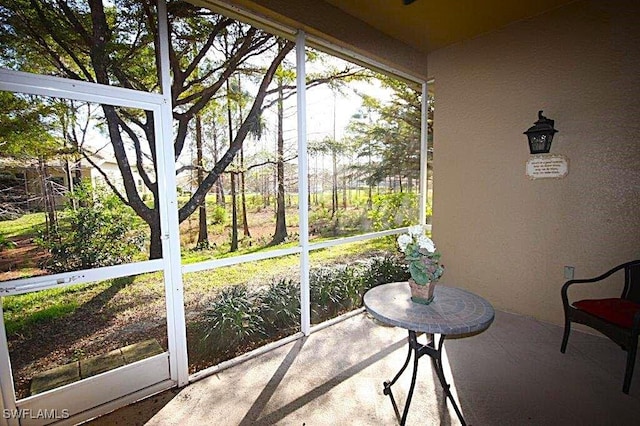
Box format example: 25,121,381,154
157,0,190,389
296,30,312,335
0,0,431,422
0,6,185,413
419,82,429,225
180,0,431,379
0,298,17,426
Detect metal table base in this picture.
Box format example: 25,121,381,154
383,330,466,426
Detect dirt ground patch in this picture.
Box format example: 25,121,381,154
0,236,48,281
2,208,360,399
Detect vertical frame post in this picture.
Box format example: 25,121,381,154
157,0,189,386
296,30,311,335
0,299,18,426
419,82,429,226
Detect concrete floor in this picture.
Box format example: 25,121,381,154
87,310,640,425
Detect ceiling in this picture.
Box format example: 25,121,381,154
322,0,576,54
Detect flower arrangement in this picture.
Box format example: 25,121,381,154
397,225,444,286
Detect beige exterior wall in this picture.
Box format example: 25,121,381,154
428,0,640,326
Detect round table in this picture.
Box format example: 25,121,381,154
364,282,495,426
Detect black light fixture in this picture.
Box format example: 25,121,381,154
524,111,558,154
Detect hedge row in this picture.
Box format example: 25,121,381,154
189,255,409,367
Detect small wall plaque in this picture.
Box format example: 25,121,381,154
526,154,569,180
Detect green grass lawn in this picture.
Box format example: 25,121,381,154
0,212,48,239
0,193,401,337
2,236,394,337
1,282,107,335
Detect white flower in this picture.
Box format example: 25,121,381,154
397,234,412,252
408,225,424,237
417,235,435,253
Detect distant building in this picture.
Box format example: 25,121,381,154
0,153,151,212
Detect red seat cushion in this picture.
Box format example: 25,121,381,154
574,298,640,329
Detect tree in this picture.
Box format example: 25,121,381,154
262,50,368,239
347,76,430,196
0,0,295,258
309,136,350,217
271,52,288,245
37,184,145,273
195,113,209,249
0,92,63,231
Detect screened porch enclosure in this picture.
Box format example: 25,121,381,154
0,1,432,424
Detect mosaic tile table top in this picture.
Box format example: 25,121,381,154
364,281,495,335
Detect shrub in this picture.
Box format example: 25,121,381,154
309,266,349,322
194,255,409,365
37,184,145,273
368,192,418,231
308,255,407,323
208,204,226,225
361,254,410,289
308,207,333,235
0,234,17,251
258,279,300,335
200,284,264,349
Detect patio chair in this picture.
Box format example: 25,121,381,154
561,259,640,394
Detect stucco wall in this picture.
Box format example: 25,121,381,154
428,0,640,325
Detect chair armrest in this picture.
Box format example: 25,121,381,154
561,261,637,308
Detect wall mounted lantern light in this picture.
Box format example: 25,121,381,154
524,110,558,154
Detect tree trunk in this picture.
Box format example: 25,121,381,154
314,156,319,206
331,152,338,217
64,159,76,210
213,127,225,207
230,172,238,251
196,114,209,248
226,77,239,252
342,174,347,209
61,121,77,210
307,172,311,206
272,71,287,245
240,149,251,239
38,158,57,235
237,74,250,239
148,212,163,259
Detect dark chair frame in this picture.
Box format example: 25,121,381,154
561,259,640,394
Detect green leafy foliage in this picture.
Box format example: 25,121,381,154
258,279,300,335
397,225,444,285
0,234,17,251
310,265,365,322
364,254,410,287
194,255,409,365
0,92,60,159
208,204,226,225
36,185,145,273
200,284,265,350
368,192,418,231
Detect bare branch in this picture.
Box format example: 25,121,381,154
178,39,295,222
262,68,366,110
245,155,297,172
113,114,157,193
